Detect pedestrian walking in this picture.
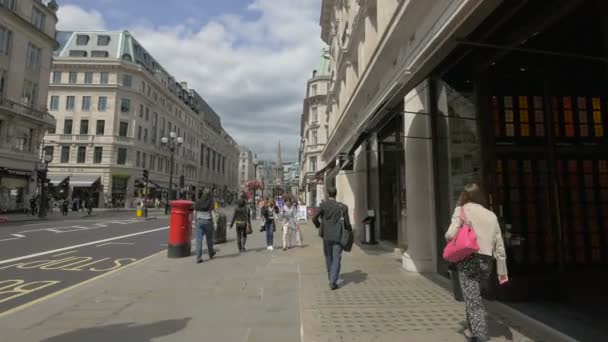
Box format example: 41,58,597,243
29,197,38,216
193,189,216,263
230,199,251,252
61,198,69,216
280,199,300,250
261,199,279,250
86,197,93,215
444,183,508,342
312,187,352,290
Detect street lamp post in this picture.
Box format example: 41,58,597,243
36,152,53,218
161,132,183,215
252,159,258,219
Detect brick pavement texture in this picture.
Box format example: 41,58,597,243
0,221,558,341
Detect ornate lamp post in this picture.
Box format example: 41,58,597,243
161,132,183,215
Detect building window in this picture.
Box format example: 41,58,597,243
21,80,38,105
63,119,73,134
312,130,318,145
76,35,90,45
96,120,105,135
137,126,142,140
150,156,155,170
0,69,5,97
311,84,317,96
61,146,70,163
69,50,87,57
143,128,148,143
100,72,109,84
26,43,41,69
77,146,86,163
79,119,89,134
206,147,210,168
91,50,109,58
145,108,149,121
97,35,110,46
0,25,10,55
69,72,77,84
0,0,16,10
138,104,144,118
119,122,128,137
122,74,132,87
117,148,127,165
84,71,93,84
311,106,318,123
93,147,103,163
309,157,317,172
82,96,91,111
98,96,107,111
31,6,46,30
66,96,75,111
136,151,141,167
120,98,130,113
142,152,146,168
49,95,59,110
44,146,54,160
52,71,61,84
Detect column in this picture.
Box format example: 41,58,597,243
402,80,437,273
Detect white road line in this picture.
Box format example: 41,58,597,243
0,237,20,242
96,242,135,247
12,234,26,238
52,250,78,257
0,226,169,265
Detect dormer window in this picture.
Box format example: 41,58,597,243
76,34,90,45
97,35,111,46
122,53,132,62
69,50,87,57
91,50,109,58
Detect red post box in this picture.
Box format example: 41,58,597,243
168,200,193,258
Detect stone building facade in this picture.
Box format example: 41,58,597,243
0,0,58,212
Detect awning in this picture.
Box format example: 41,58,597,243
48,174,70,186
314,160,336,179
70,175,101,187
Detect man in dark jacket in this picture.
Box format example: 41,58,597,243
312,187,352,290
193,189,216,263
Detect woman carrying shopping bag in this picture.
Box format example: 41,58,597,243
444,184,508,342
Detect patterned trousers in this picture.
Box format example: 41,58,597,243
457,254,492,341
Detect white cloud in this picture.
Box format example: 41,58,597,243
56,4,107,31
57,1,323,161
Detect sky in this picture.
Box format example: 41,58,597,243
55,0,324,161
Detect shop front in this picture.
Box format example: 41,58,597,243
429,0,608,338
0,169,33,212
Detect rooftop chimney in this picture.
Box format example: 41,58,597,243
180,82,188,90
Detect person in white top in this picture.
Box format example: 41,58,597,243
281,199,299,251
445,183,508,342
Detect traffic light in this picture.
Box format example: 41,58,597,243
143,169,149,182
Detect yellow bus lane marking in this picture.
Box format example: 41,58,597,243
0,255,138,273
0,280,61,304
0,250,163,318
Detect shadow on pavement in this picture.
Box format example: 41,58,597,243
341,270,368,286
40,318,191,342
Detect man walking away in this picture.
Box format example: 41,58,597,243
313,187,352,290
230,199,251,252
194,189,216,263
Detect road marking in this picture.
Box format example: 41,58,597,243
0,237,20,242
11,234,26,238
51,251,77,257
96,242,135,247
0,250,163,318
0,226,168,265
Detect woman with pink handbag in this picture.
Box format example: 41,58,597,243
444,184,508,342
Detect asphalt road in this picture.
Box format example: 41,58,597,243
0,206,237,317
0,215,171,316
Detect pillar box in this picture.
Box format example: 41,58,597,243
168,200,193,258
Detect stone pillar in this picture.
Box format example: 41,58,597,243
402,80,437,273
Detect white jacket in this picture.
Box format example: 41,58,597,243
445,203,508,276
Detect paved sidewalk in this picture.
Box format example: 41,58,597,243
0,222,556,341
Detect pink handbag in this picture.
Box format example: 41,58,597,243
443,207,479,263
